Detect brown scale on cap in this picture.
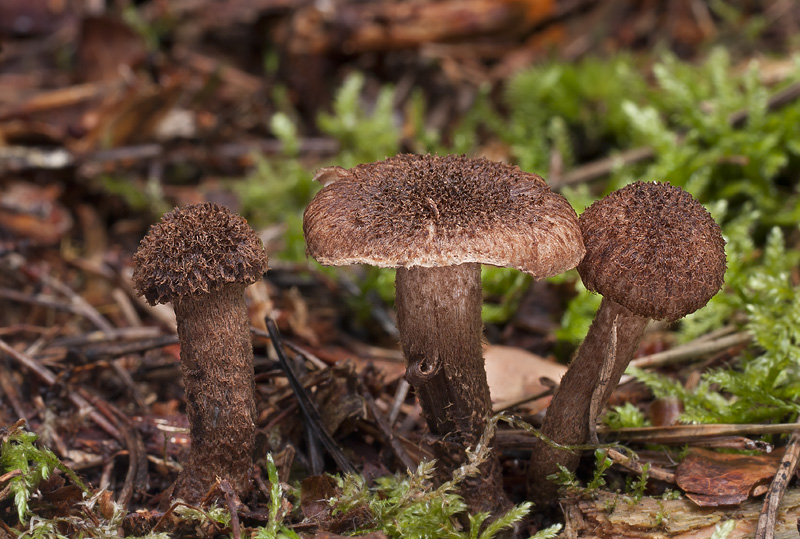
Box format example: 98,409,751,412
528,181,727,505
133,202,268,305
304,154,584,517
304,153,584,277
578,181,727,321
133,202,268,504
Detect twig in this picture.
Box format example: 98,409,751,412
492,386,554,414
0,288,108,327
34,272,115,333
48,327,164,348
605,448,675,483
217,479,243,539
280,339,328,371
604,423,800,442
0,338,122,441
80,335,179,361
729,80,800,127
690,324,737,344
0,81,123,122
0,361,29,419
629,331,751,369
359,378,417,473
1,265,114,333
755,429,800,539
1,137,340,174
553,146,656,189
388,379,410,426
496,422,796,450
256,321,357,474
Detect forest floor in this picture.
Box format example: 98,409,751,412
2,1,800,538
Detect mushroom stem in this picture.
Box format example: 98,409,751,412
395,263,508,514
395,263,490,437
528,298,648,500
171,283,256,501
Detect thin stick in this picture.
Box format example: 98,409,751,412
217,479,243,539
48,327,163,348
280,339,328,371
388,379,410,425
755,429,800,539
554,146,655,188
629,331,751,369
604,423,800,441
606,448,676,483
360,379,417,473
35,272,115,333
258,321,356,474
0,288,104,325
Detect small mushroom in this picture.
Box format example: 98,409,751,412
133,202,268,502
528,181,726,501
303,154,584,514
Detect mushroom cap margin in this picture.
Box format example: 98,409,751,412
303,154,585,280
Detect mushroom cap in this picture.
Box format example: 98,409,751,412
133,202,268,305
578,181,726,321
303,154,585,279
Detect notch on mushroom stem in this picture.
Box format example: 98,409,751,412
303,153,585,515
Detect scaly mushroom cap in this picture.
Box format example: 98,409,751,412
578,181,726,321
303,154,585,279
133,202,269,305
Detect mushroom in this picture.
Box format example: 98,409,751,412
303,154,584,514
133,202,268,502
528,181,726,501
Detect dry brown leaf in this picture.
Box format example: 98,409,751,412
676,448,783,507
0,182,72,244
483,344,565,408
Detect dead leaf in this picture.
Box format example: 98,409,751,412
676,448,782,506
75,16,147,83
483,344,565,409
301,475,337,524
649,396,684,427
76,81,183,151
0,182,72,244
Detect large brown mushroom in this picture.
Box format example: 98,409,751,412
303,153,584,514
133,202,269,502
528,181,726,502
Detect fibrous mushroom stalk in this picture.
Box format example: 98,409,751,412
171,283,257,500
531,298,648,485
395,262,506,514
